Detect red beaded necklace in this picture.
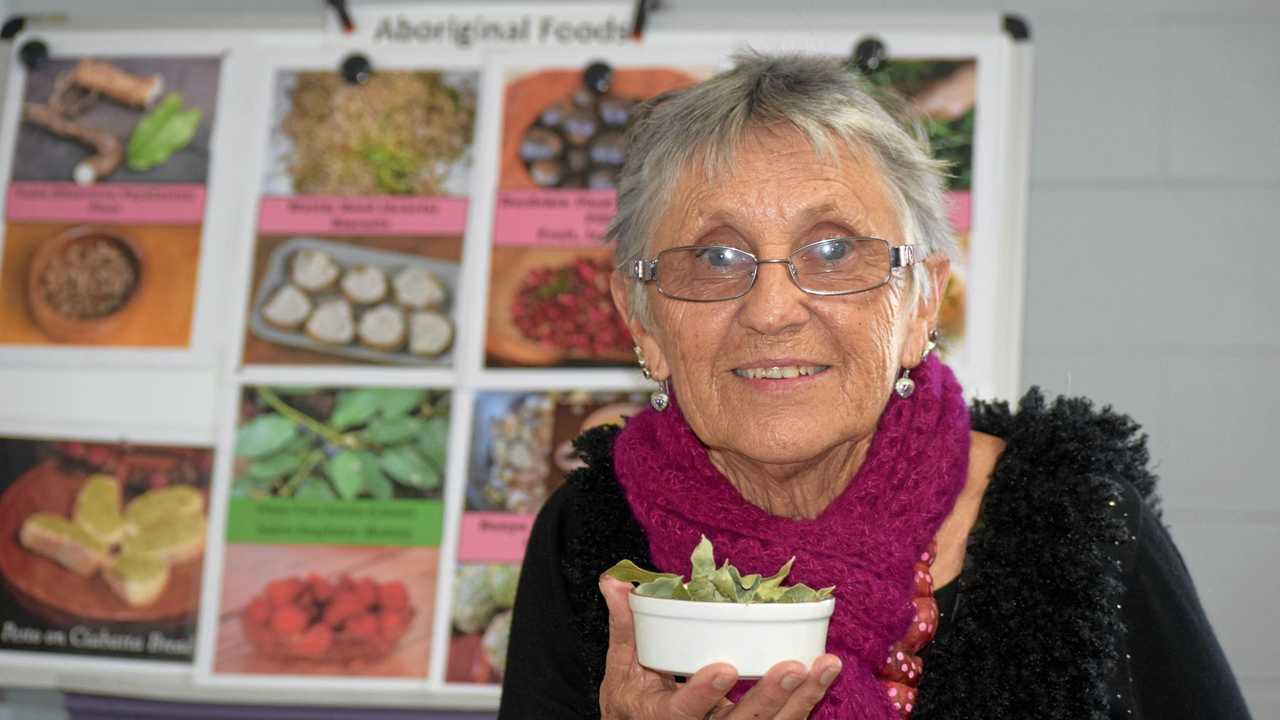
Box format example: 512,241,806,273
875,541,940,718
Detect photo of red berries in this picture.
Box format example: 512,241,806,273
213,544,437,677
486,246,634,367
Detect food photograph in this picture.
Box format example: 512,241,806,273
232,386,449,502
445,562,519,684
11,56,219,186
0,222,200,347
213,543,437,677
485,64,708,368
465,391,645,516
0,437,211,660
262,69,477,198
242,235,462,366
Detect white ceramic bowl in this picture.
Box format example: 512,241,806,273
629,593,836,678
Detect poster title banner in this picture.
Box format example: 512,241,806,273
334,3,634,48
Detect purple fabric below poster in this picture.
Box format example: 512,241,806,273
66,694,496,720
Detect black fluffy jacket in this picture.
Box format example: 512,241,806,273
498,390,1252,719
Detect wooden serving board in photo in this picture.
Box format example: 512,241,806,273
0,462,202,626
248,237,461,366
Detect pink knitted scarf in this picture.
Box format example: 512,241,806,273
612,354,970,718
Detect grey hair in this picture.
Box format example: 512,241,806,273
607,51,955,327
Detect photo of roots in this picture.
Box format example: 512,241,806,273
243,236,462,366
214,544,437,677
0,437,211,659
0,222,199,347
262,69,477,197
12,56,219,185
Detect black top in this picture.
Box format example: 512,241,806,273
498,391,1252,720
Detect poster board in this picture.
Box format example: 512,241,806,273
0,13,1030,711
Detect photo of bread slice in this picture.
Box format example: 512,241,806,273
340,264,388,305
305,299,355,345
290,248,340,292
73,473,127,545
121,514,206,565
103,553,170,608
357,304,407,352
124,484,204,532
393,266,447,310
262,283,313,331
19,512,110,577
409,310,454,357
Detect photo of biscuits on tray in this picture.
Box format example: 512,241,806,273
0,438,211,639
244,236,461,366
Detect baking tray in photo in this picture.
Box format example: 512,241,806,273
248,237,460,366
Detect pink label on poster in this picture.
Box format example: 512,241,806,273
947,190,972,234
493,189,617,247
258,195,468,236
6,182,206,224
457,512,536,564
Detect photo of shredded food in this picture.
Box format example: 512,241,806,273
266,70,477,197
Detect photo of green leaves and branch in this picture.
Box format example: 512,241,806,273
233,386,449,502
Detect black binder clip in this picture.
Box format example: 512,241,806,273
584,61,614,95
851,37,887,74
341,53,372,85
18,38,48,70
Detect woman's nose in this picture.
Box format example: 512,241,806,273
735,260,811,335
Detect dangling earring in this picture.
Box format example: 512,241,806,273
896,329,938,399
894,368,916,399
650,379,670,411
635,345,670,411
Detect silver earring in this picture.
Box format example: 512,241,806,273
894,367,916,399
923,329,939,360
634,345,653,380
650,379,670,411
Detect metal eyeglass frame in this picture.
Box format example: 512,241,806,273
628,237,924,302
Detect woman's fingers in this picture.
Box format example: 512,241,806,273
599,576,637,661
722,660,808,718
773,655,843,720
665,662,739,720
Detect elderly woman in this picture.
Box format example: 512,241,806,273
498,53,1249,720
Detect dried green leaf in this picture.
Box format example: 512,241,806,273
604,560,679,585
777,584,820,603
817,586,836,601
690,535,716,580
710,561,739,601
686,578,723,602
635,576,682,599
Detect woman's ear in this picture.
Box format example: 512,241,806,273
610,271,670,380
899,254,951,369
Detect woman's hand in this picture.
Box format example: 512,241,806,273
598,576,843,719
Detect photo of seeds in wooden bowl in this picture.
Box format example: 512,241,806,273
25,226,146,343
606,536,836,678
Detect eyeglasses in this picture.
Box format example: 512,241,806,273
628,237,922,302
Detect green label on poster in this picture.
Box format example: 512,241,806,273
226,498,443,547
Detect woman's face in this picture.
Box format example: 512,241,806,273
614,127,948,467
